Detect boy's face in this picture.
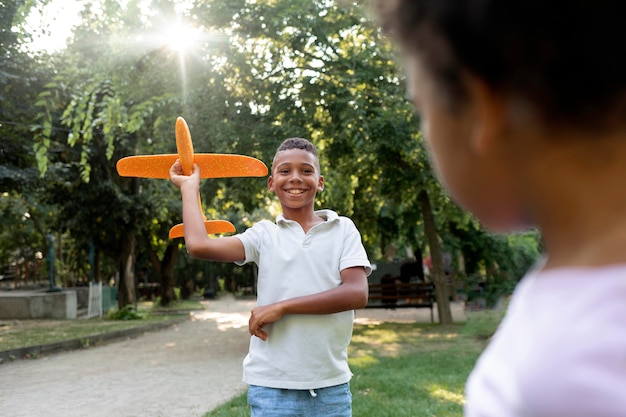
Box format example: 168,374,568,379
268,148,324,212
406,54,527,232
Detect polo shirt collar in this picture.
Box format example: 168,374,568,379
276,209,339,225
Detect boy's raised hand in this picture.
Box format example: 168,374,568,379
170,160,200,190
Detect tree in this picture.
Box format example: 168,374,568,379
31,0,188,306
1,0,58,282
193,0,457,322
12,0,538,317
29,0,273,306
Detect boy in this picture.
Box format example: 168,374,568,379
378,1,626,416
170,137,371,416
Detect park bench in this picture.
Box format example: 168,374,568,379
137,282,160,300
366,281,436,322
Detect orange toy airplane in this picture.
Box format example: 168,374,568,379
116,117,268,239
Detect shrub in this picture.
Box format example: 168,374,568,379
107,305,146,321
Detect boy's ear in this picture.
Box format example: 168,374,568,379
466,75,506,154
267,175,275,192
317,175,325,192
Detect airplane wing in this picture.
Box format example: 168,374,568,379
169,220,236,239
116,153,268,179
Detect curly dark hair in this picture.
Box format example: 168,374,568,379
272,138,320,172
276,138,319,158
379,0,626,130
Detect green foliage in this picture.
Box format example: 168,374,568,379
176,250,254,293
0,190,55,283
25,1,190,303
446,220,541,305
107,305,146,321
1,1,54,195
2,0,542,307
190,0,446,258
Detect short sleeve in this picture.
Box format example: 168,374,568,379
233,220,273,267
339,217,372,276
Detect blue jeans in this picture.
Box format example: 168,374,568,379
247,383,352,417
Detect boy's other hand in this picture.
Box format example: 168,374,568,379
249,304,285,341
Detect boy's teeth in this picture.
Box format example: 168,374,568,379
288,189,303,194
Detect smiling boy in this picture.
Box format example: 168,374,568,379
170,137,371,416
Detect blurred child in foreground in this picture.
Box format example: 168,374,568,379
378,1,626,416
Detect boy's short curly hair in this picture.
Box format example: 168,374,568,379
276,138,319,158
273,138,321,172
379,0,626,131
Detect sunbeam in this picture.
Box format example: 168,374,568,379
161,24,202,53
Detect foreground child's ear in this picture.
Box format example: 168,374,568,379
465,74,507,155
317,175,325,192
267,175,275,192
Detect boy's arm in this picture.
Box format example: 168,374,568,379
170,161,245,262
249,266,368,341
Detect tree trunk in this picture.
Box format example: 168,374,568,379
159,243,179,306
117,233,136,308
418,189,453,325
94,249,101,283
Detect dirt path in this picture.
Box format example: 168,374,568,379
0,294,256,417
0,295,465,417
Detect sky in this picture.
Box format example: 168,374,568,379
23,0,198,53
24,0,83,52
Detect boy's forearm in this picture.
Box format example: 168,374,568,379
177,183,246,262
278,281,368,315
180,183,208,252
278,266,370,314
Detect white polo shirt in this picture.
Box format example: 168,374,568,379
235,209,371,390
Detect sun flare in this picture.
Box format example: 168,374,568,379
162,24,201,52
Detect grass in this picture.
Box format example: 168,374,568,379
203,309,505,417
0,298,204,352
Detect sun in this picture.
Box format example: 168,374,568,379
161,24,202,53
